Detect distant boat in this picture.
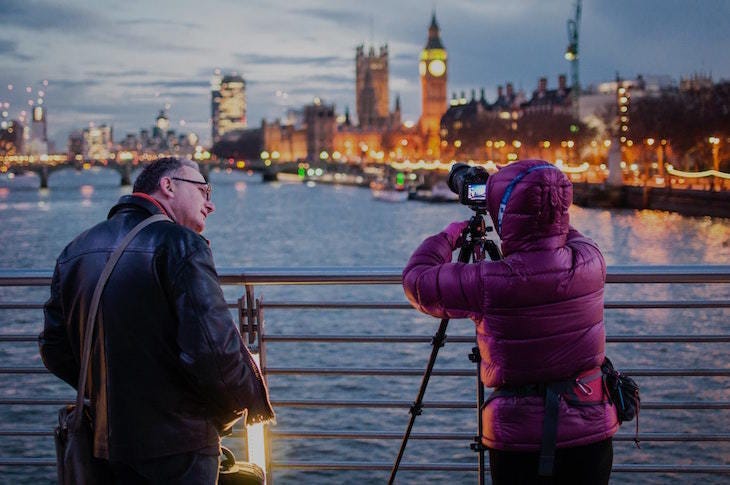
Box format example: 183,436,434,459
370,179,409,202
409,180,459,203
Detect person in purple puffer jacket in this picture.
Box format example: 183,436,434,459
402,159,618,484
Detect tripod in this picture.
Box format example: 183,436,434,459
389,209,502,485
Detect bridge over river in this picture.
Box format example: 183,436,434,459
0,155,306,188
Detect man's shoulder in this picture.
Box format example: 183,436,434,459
57,214,208,265
56,219,118,263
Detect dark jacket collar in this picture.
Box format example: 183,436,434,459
107,193,167,220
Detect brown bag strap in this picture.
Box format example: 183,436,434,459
73,214,171,428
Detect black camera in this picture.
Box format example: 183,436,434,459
447,163,489,208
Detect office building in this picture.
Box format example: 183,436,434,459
211,74,247,143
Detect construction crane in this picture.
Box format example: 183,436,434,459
565,0,582,120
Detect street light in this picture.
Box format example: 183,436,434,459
709,136,720,171
709,136,720,190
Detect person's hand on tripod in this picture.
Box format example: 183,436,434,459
442,220,470,249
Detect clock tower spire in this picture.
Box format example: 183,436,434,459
419,12,447,157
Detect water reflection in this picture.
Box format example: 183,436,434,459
80,185,94,197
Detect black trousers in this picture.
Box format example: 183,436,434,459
488,438,613,485
109,451,219,485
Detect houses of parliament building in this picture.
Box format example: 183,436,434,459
214,13,576,164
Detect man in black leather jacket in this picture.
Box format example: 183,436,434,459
40,157,274,483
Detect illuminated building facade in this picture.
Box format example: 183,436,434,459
0,120,24,155
153,110,170,139
82,124,113,160
419,13,448,158
28,105,48,155
356,44,390,129
304,99,336,161
419,13,448,137
211,74,247,143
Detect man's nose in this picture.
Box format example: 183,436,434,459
205,200,215,214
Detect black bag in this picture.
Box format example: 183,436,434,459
601,356,641,447
601,357,641,423
218,446,265,485
54,404,113,484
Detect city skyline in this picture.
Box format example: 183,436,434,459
2,0,729,148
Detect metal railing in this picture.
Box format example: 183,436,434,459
1,265,729,483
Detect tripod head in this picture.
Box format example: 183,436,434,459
460,208,502,263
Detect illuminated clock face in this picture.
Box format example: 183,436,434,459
419,61,426,77
428,59,446,77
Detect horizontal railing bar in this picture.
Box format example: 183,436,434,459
271,461,475,471
268,430,730,442
0,429,52,436
262,302,412,309
1,397,726,410
0,303,44,309
0,335,37,342
2,427,728,443
4,366,728,378
263,367,730,377
2,265,730,287
1,427,724,443
259,300,730,310
605,300,730,309
0,459,727,473
267,399,730,410
0,458,57,466
263,367,483,377
261,334,730,344
270,461,730,473
3,300,730,311
0,367,50,374
0,398,71,405
3,334,730,344
608,335,730,343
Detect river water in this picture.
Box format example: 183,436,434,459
0,167,728,484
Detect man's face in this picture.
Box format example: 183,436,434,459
166,166,215,233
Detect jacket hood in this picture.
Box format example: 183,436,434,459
486,159,572,256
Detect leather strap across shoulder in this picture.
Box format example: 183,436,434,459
72,214,171,428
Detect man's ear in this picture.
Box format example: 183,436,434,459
158,176,175,199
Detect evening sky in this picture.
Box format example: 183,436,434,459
1,0,728,147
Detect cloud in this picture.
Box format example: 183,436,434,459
0,1,203,55
235,53,348,67
0,39,33,61
292,7,362,29
0,0,103,31
119,80,210,89
48,79,103,89
84,69,151,78
116,18,203,29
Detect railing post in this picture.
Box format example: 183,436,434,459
238,283,272,483
120,162,132,186
240,285,260,345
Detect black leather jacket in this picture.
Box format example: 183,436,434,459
40,195,274,461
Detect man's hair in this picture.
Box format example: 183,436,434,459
133,157,199,194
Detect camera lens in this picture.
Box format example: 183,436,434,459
448,163,489,208
447,163,470,195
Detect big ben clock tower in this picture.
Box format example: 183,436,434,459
419,12,447,154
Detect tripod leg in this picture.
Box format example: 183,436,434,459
390,222,480,483
477,377,486,484
388,318,449,484
469,347,487,484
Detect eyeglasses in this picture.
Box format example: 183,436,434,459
171,177,212,201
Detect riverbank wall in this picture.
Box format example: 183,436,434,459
572,183,730,219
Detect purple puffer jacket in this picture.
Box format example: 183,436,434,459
403,159,618,451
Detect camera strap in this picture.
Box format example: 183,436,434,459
497,164,560,235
